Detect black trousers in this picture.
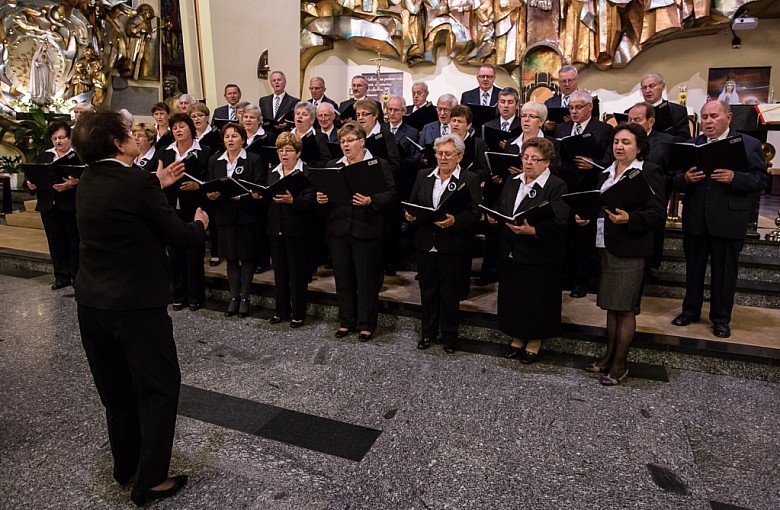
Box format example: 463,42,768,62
169,242,205,305
270,235,311,320
565,215,597,287
417,250,471,342
682,232,744,324
77,305,180,491
40,208,79,284
329,235,383,331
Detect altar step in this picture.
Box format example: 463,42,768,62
3,200,43,229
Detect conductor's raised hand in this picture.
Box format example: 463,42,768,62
156,160,186,189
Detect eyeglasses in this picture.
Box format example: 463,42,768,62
277,147,297,154
354,112,375,118
308,86,323,91
559,79,577,84
190,113,206,119
51,136,68,142
477,74,495,79
521,155,547,164
436,107,451,113
340,137,362,145
520,114,540,120
568,104,589,111
435,151,457,160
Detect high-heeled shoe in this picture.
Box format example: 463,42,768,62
503,347,524,359
290,320,304,328
224,298,239,317
358,331,374,342
130,475,188,507
600,368,629,386
237,298,250,318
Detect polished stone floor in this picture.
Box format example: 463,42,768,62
1,272,778,510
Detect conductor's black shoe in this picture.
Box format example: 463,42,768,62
417,337,433,350
131,475,188,507
503,347,524,359
671,313,700,327
569,285,587,298
712,323,731,338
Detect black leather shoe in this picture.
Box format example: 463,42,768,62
209,257,221,267
503,347,524,359
443,341,456,354
335,328,351,338
224,299,239,317
131,475,188,507
671,313,700,327
268,316,284,324
188,303,201,312
51,281,70,290
254,265,269,274
172,303,186,311
569,285,587,298
712,323,731,338
237,299,250,318
417,337,433,350
290,320,304,328
359,331,374,342
520,350,539,365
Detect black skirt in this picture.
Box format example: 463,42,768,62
218,223,257,260
497,258,562,340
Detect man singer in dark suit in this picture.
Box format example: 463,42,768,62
460,63,502,107
72,111,208,506
671,100,767,338
259,70,299,135
640,72,691,141
213,83,242,124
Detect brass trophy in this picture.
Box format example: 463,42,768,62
369,51,389,121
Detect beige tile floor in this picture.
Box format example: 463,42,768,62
2,224,779,350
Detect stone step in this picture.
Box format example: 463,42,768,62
658,258,780,283
23,199,37,211
644,272,780,308
4,211,43,229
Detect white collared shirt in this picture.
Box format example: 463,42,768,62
511,130,544,148
429,165,462,209
166,139,202,161
195,124,212,142
571,117,591,135
296,126,316,138
596,159,644,248
246,129,266,147
46,146,76,162
337,148,374,166
368,123,382,137
93,157,131,168
135,147,156,167
272,158,304,179
321,126,334,138
218,148,247,177
707,130,730,144
512,168,550,214
500,115,516,130
155,126,169,141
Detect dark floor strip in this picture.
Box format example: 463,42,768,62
710,502,752,510
0,266,47,279
178,384,382,462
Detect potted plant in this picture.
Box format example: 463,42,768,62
0,155,24,188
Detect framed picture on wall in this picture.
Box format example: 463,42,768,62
707,67,771,105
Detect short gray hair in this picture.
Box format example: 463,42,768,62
294,101,316,117
521,101,548,123
388,96,407,109
179,94,196,104
243,104,262,121
236,101,250,110
437,93,458,107
642,72,665,85
569,90,592,104
412,81,428,92
558,65,578,76
434,134,465,156
316,102,336,115
499,87,519,102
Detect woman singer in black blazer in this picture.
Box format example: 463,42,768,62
316,121,396,341
266,132,318,326
489,137,569,364
205,123,265,318
578,123,666,385
405,133,482,354
157,113,211,310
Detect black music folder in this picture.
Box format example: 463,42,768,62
22,163,56,191
300,133,324,163
238,170,312,198
653,101,674,133
665,136,748,176
58,164,87,178
600,168,655,212
466,104,498,132
479,200,554,226
212,118,230,129
254,145,280,170
406,137,436,164
482,125,521,151
326,141,343,159
546,107,569,124
402,182,473,224
365,133,391,161
561,190,602,220
558,132,604,162
308,167,351,204
198,176,250,198
343,159,390,197
403,105,437,131
611,112,629,124
485,152,521,178
339,103,356,122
